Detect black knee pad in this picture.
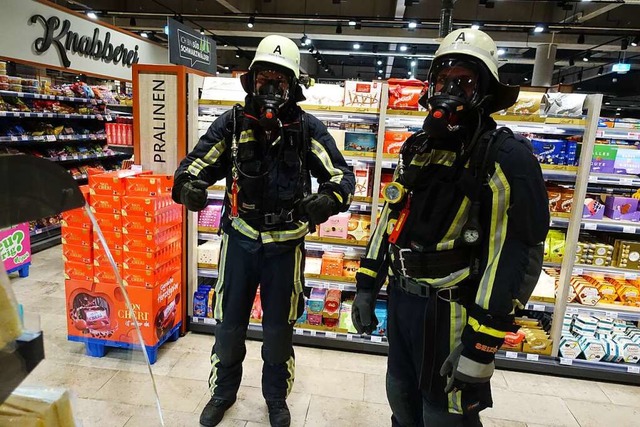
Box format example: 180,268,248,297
214,325,247,365
262,325,293,364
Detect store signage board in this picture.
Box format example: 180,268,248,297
612,63,631,74
0,0,167,81
167,18,216,74
138,73,179,175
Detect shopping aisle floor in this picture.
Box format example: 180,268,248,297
11,246,640,427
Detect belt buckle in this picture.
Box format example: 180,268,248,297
264,213,277,226
397,248,411,277
283,209,294,223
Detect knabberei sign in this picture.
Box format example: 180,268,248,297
30,14,139,68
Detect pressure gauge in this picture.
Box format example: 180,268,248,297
382,182,406,204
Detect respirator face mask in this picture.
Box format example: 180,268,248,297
252,69,292,130
420,58,488,137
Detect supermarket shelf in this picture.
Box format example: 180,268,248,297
30,223,61,238
588,173,640,187
303,279,387,295
551,215,640,235
540,164,578,182
572,264,640,278
73,173,88,181
30,225,62,253
109,144,134,149
495,350,640,385
51,152,131,164
189,316,389,354
0,90,102,104
305,235,367,248
493,114,586,127
596,128,640,141
304,273,356,284
0,111,98,119
300,104,380,115
198,226,220,234
386,109,426,117
0,134,106,144
566,303,640,322
198,232,220,241
341,151,377,161
524,300,556,313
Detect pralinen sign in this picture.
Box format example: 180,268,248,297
29,14,140,68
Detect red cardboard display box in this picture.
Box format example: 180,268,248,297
89,170,149,196
383,130,413,154
121,194,175,217
65,272,181,345
122,224,182,253
387,79,426,110
94,213,123,233
90,195,123,215
61,208,92,229
64,261,94,282
123,257,181,288
62,243,92,264
122,206,182,235
125,175,174,197
61,226,92,247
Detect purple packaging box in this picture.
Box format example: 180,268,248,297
604,196,639,221
583,197,605,220
591,144,618,174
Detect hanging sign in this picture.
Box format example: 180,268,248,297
167,18,216,74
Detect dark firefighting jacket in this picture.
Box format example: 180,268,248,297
357,118,550,344
173,102,355,249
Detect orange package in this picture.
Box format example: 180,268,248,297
122,239,182,271
121,194,176,217
387,78,426,110
122,206,182,235
93,230,124,251
94,213,123,233
61,207,92,229
94,246,124,265
122,224,182,253
321,252,344,277
90,194,122,215
89,170,149,196
64,261,94,282
61,226,92,247
93,258,123,277
123,257,181,288
62,243,92,264
124,174,174,197
383,130,413,154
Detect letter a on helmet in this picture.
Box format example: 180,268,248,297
250,35,300,79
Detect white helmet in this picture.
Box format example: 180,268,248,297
429,28,519,113
250,35,300,79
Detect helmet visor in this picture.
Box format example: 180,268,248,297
427,58,484,104
254,69,291,100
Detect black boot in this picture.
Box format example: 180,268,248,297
199,397,235,427
266,400,291,427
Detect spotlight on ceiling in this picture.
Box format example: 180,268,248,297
164,25,169,35
235,50,241,58
399,45,408,52
410,60,417,67
348,20,356,26
140,32,148,38
497,48,506,56
86,11,98,20
408,70,413,76
378,69,383,74
377,60,383,66
408,21,418,29
200,28,205,35
583,50,592,62
631,36,640,47
471,23,481,30
248,15,255,28
353,43,361,50
533,25,545,33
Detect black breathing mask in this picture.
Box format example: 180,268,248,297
419,57,488,139
241,67,293,131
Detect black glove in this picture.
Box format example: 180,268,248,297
440,343,494,415
180,180,210,212
299,193,336,226
351,290,378,335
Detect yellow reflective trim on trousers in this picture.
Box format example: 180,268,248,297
214,234,229,320
448,302,464,415
430,149,457,167
357,267,377,278
231,218,260,240
468,316,508,339
436,197,471,251
366,204,390,260
261,222,308,245
310,138,344,186
238,129,255,143
289,244,303,322
476,164,510,309
285,356,295,397
187,139,226,177
208,353,221,395
416,267,470,288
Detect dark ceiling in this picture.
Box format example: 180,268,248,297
58,0,640,113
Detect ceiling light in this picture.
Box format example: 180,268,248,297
533,25,545,33
605,101,611,105
353,43,361,49
378,69,383,74
348,20,356,26
598,66,604,75
613,77,618,82
86,11,98,20
248,16,255,28
408,71,413,76
336,23,342,34
411,60,417,67
224,66,230,70
408,21,418,29
471,23,481,30
301,35,308,45
164,25,169,35
632,36,640,47
377,60,383,66
235,50,241,58
200,28,205,35
140,32,148,38
130,17,137,26
400,45,408,52
577,34,585,44
378,76,382,80
223,42,228,47
324,67,329,72
216,71,220,75
622,38,629,50
616,112,621,116
524,77,529,81
497,48,506,56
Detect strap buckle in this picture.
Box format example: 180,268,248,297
436,286,460,303
396,248,412,277
264,209,294,226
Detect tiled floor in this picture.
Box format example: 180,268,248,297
10,246,640,426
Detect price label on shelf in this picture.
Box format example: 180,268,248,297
596,130,604,138
325,332,337,339
624,273,638,280
623,226,636,234
310,330,317,337
64,114,71,119
627,366,640,374
526,354,540,361
560,357,573,366
583,222,597,230
566,306,578,315
105,114,113,121
346,334,354,341
371,336,383,343
505,351,518,359
573,268,584,275
59,155,67,161
605,311,618,319
620,178,635,186
532,304,546,312
33,136,44,141
338,284,345,291
9,136,18,141
46,135,56,141
295,328,303,335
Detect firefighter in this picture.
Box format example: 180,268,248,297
172,35,355,427
351,29,550,427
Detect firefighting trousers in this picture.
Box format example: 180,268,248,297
386,278,483,427
208,233,305,402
